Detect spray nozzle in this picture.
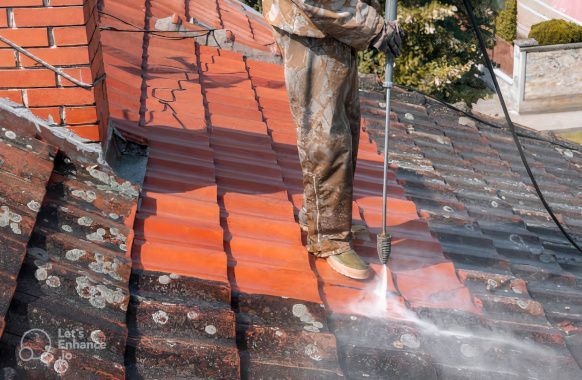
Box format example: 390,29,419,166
377,232,392,265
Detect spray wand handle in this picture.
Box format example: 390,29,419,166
381,0,397,235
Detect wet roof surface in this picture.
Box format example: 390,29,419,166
0,0,581,378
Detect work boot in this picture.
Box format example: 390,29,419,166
326,249,370,280
298,208,367,236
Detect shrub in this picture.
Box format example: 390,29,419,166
359,0,497,104
529,19,582,46
495,0,517,42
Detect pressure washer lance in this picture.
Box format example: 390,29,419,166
377,0,398,265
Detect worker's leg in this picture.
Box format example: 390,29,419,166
274,28,359,257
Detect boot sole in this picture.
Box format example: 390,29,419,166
326,256,370,280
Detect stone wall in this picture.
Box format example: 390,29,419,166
524,47,582,99
514,41,582,113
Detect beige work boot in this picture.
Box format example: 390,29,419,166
298,208,367,236
327,249,370,280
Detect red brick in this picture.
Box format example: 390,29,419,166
20,47,90,67
0,9,6,28
26,87,95,106
50,0,86,5
61,67,93,86
0,69,55,88
0,50,16,67
30,107,62,124
0,28,49,48
0,89,22,103
53,26,88,46
13,7,85,27
66,124,100,141
65,106,97,124
0,0,43,5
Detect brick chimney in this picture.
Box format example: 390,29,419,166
0,0,108,142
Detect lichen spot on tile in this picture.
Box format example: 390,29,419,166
65,249,86,261
27,200,41,212
90,330,106,344
53,358,69,375
292,303,322,332
72,189,97,203
205,325,217,335
87,166,110,184
40,351,55,366
35,268,48,281
404,113,415,121
292,304,308,318
304,343,322,361
90,296,106,309
10,222,21,235
486,279,498,291
61,224,73,233
78,216,93,226
0,206,22,235
187,311,199,320
46,276,61,288
158,275,171,285
152,310,169,325
87,228,106,241
4,130,16,139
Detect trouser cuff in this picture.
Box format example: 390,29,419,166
308,242,353,258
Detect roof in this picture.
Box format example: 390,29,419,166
0,0,581,378
0,100,140,377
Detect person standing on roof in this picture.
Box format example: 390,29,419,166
262,0,405,279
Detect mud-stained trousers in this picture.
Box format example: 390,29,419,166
273,27,361,257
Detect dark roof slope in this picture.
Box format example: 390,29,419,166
361,86,582,376
0,101,140,378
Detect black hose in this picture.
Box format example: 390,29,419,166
462,0,582,253
98,10,214,40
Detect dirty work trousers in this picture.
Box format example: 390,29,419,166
273,27,361,257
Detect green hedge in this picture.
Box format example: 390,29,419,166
529,19,582,45
496,0,517,42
